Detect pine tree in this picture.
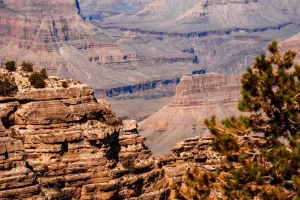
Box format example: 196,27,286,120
182,41,300,199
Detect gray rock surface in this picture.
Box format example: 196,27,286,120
139,73,243,156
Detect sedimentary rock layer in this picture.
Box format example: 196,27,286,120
0,0,200,91
0,68,168,199
139,73,242,156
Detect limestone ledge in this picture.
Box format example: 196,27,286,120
0,72,165,199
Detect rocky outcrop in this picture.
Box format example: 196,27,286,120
171,73,241,106
156,134,267,199
139,73,242,156
0,65,283,199
0,68,167,199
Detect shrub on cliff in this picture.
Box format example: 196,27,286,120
0,74,18,96
29,69,48,88
21,61,33,72
182,41,300,199
61,81,68,88
5,61,16,71
40,68,48,79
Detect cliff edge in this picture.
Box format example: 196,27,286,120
0,67,167,199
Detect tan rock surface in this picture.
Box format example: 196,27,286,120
0,69,168,200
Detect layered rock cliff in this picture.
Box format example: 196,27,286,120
139,73,242,156
0,67,169,199
0,0,200,91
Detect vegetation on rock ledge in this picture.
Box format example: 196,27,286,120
29,69,48,88
5,61,16,72
21,61,34,72
181,41,300,199
0,73,18,96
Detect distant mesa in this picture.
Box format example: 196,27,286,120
139,73,242,156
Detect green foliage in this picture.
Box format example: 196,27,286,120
0,74,18,96
21,61,33,72
40,68,48,79
183,41,300,199
5,61,16,71
29,70,47,88
239,40,299,137
184,168,216,199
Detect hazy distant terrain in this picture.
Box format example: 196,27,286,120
1,0,300,118
98,0,300,31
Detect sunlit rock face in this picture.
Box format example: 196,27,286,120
0,68,168,199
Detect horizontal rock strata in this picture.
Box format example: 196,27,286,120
171,73,241,106
0,69,167,199
139,73,242,156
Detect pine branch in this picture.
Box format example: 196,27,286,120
245,151,260,155
216,177,227,186
288,118,299,125
262,176,274,180
292,93,299,100
210,189,223,199
217,127,264,139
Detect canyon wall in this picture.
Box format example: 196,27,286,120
0,68,168,199
1,0,299,96
139,73,242,156
0,1,200,91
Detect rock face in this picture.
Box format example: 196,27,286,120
0,0,125,89
139,73,242,156
0,68,168,199
172,73,241,106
